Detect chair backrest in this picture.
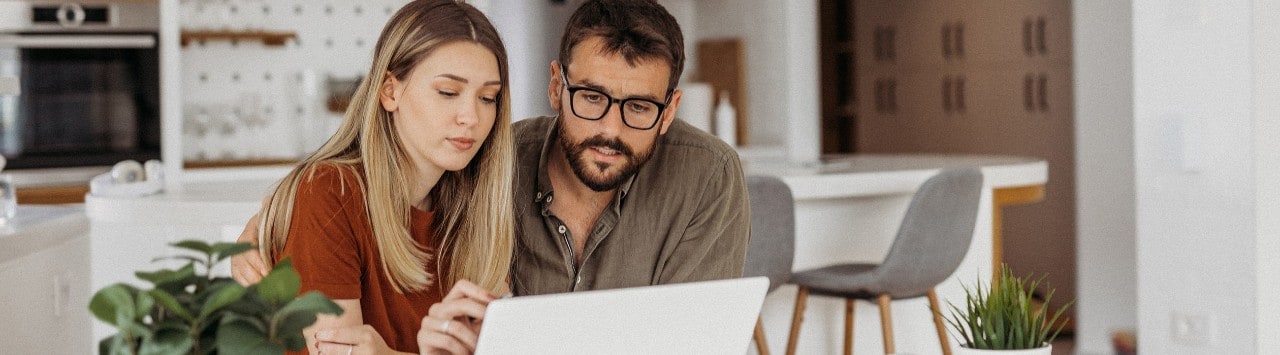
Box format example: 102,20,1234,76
875,168,984,298
743,175,796,292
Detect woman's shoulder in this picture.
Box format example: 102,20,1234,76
296,161,366,201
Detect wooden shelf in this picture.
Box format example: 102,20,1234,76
180,30,298,47
184,158,297,169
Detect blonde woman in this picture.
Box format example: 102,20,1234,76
247,1,513,354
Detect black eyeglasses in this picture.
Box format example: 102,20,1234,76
559,64,671,130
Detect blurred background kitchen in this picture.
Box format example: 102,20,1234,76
3,0,1279,354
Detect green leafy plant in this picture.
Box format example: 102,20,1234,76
89,240,343,354
942,265,1073,350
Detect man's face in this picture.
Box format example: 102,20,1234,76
548,36,682,192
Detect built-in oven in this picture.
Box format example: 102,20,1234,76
0,1,160,169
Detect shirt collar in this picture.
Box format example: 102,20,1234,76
534,115,635,204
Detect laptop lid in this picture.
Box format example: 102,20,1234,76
474,276,769,355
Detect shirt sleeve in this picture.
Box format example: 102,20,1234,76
657,153,751,284
278,166,366,300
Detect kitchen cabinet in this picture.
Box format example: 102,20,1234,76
843,0,1077,337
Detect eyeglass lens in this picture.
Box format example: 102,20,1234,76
570,89,661,129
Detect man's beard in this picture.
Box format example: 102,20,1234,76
556,118,658,192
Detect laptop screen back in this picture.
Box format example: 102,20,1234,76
474,277,769,355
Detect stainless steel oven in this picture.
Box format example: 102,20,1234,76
0,1,160,169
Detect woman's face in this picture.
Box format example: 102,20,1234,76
380,41,501,175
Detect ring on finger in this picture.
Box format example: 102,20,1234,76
441,319,452,333
346,344,353,355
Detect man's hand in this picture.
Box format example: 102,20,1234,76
231,211,269,285
417,280,497,355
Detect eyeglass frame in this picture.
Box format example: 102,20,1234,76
558,63,673,130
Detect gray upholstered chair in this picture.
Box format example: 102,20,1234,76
744,175,796,355
783,168,983,355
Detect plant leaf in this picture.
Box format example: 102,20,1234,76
211,242,256,263
256,259,301,305
217,318,284,355
147,289,195,323
199,282,247,319
89,284,138,327
137,326,193,355
136,263,197,288
171,240,214,256
271,291,344,346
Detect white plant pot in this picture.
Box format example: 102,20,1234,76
953,343,1051,355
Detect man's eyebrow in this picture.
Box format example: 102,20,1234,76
574,78,662,102
438,74,502,87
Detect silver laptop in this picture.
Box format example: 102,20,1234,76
474,277,769,355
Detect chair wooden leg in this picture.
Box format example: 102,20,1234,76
754,317,771,355
928,289,953,355
786,287,809,355
877,294,895,355
843,298,855,355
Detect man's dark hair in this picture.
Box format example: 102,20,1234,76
557,0,685,92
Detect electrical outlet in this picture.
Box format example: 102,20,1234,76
1171,311,1214,345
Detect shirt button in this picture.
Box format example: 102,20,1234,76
576,275,581,284
546,195,554,203
557,225,567,234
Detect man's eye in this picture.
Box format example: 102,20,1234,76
582,93,605,103
628,102,654,113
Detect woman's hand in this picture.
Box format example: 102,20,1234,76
230,211,270,285
314,325,404,355
417,280,497,355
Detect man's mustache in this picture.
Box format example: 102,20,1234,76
578,135,633,157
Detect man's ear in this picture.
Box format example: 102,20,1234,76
547,60,563,112
379,72,401,112
657,88,683,135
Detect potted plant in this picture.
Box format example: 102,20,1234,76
942,265,1073,354
89,240,343,354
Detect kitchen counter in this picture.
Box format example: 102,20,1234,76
0,205,91,354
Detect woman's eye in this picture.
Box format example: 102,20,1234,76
481,96,498,104
438,90,458,97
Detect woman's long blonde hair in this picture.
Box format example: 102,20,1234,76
258,0,514,294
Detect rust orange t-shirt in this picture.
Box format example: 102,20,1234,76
275,163,445,353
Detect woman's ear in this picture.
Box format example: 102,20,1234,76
380,72,401,112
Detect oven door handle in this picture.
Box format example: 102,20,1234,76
0,34,156,49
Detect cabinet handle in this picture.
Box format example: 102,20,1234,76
956,76,966,113
955,22,965,58
888,79,897,113
1038,73,1049,112
1024,74,1035,112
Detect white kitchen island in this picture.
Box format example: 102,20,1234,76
743,153,1048,355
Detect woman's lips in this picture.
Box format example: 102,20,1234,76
449,137,475,150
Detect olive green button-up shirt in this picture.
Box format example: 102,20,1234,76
510,115,751,296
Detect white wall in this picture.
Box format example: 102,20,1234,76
1072,0,1136,353
1254,1,1280,353
1133,0,1258,353
692,0,818,161
486,1,579,122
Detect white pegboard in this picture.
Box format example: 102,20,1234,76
178,0,409,162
